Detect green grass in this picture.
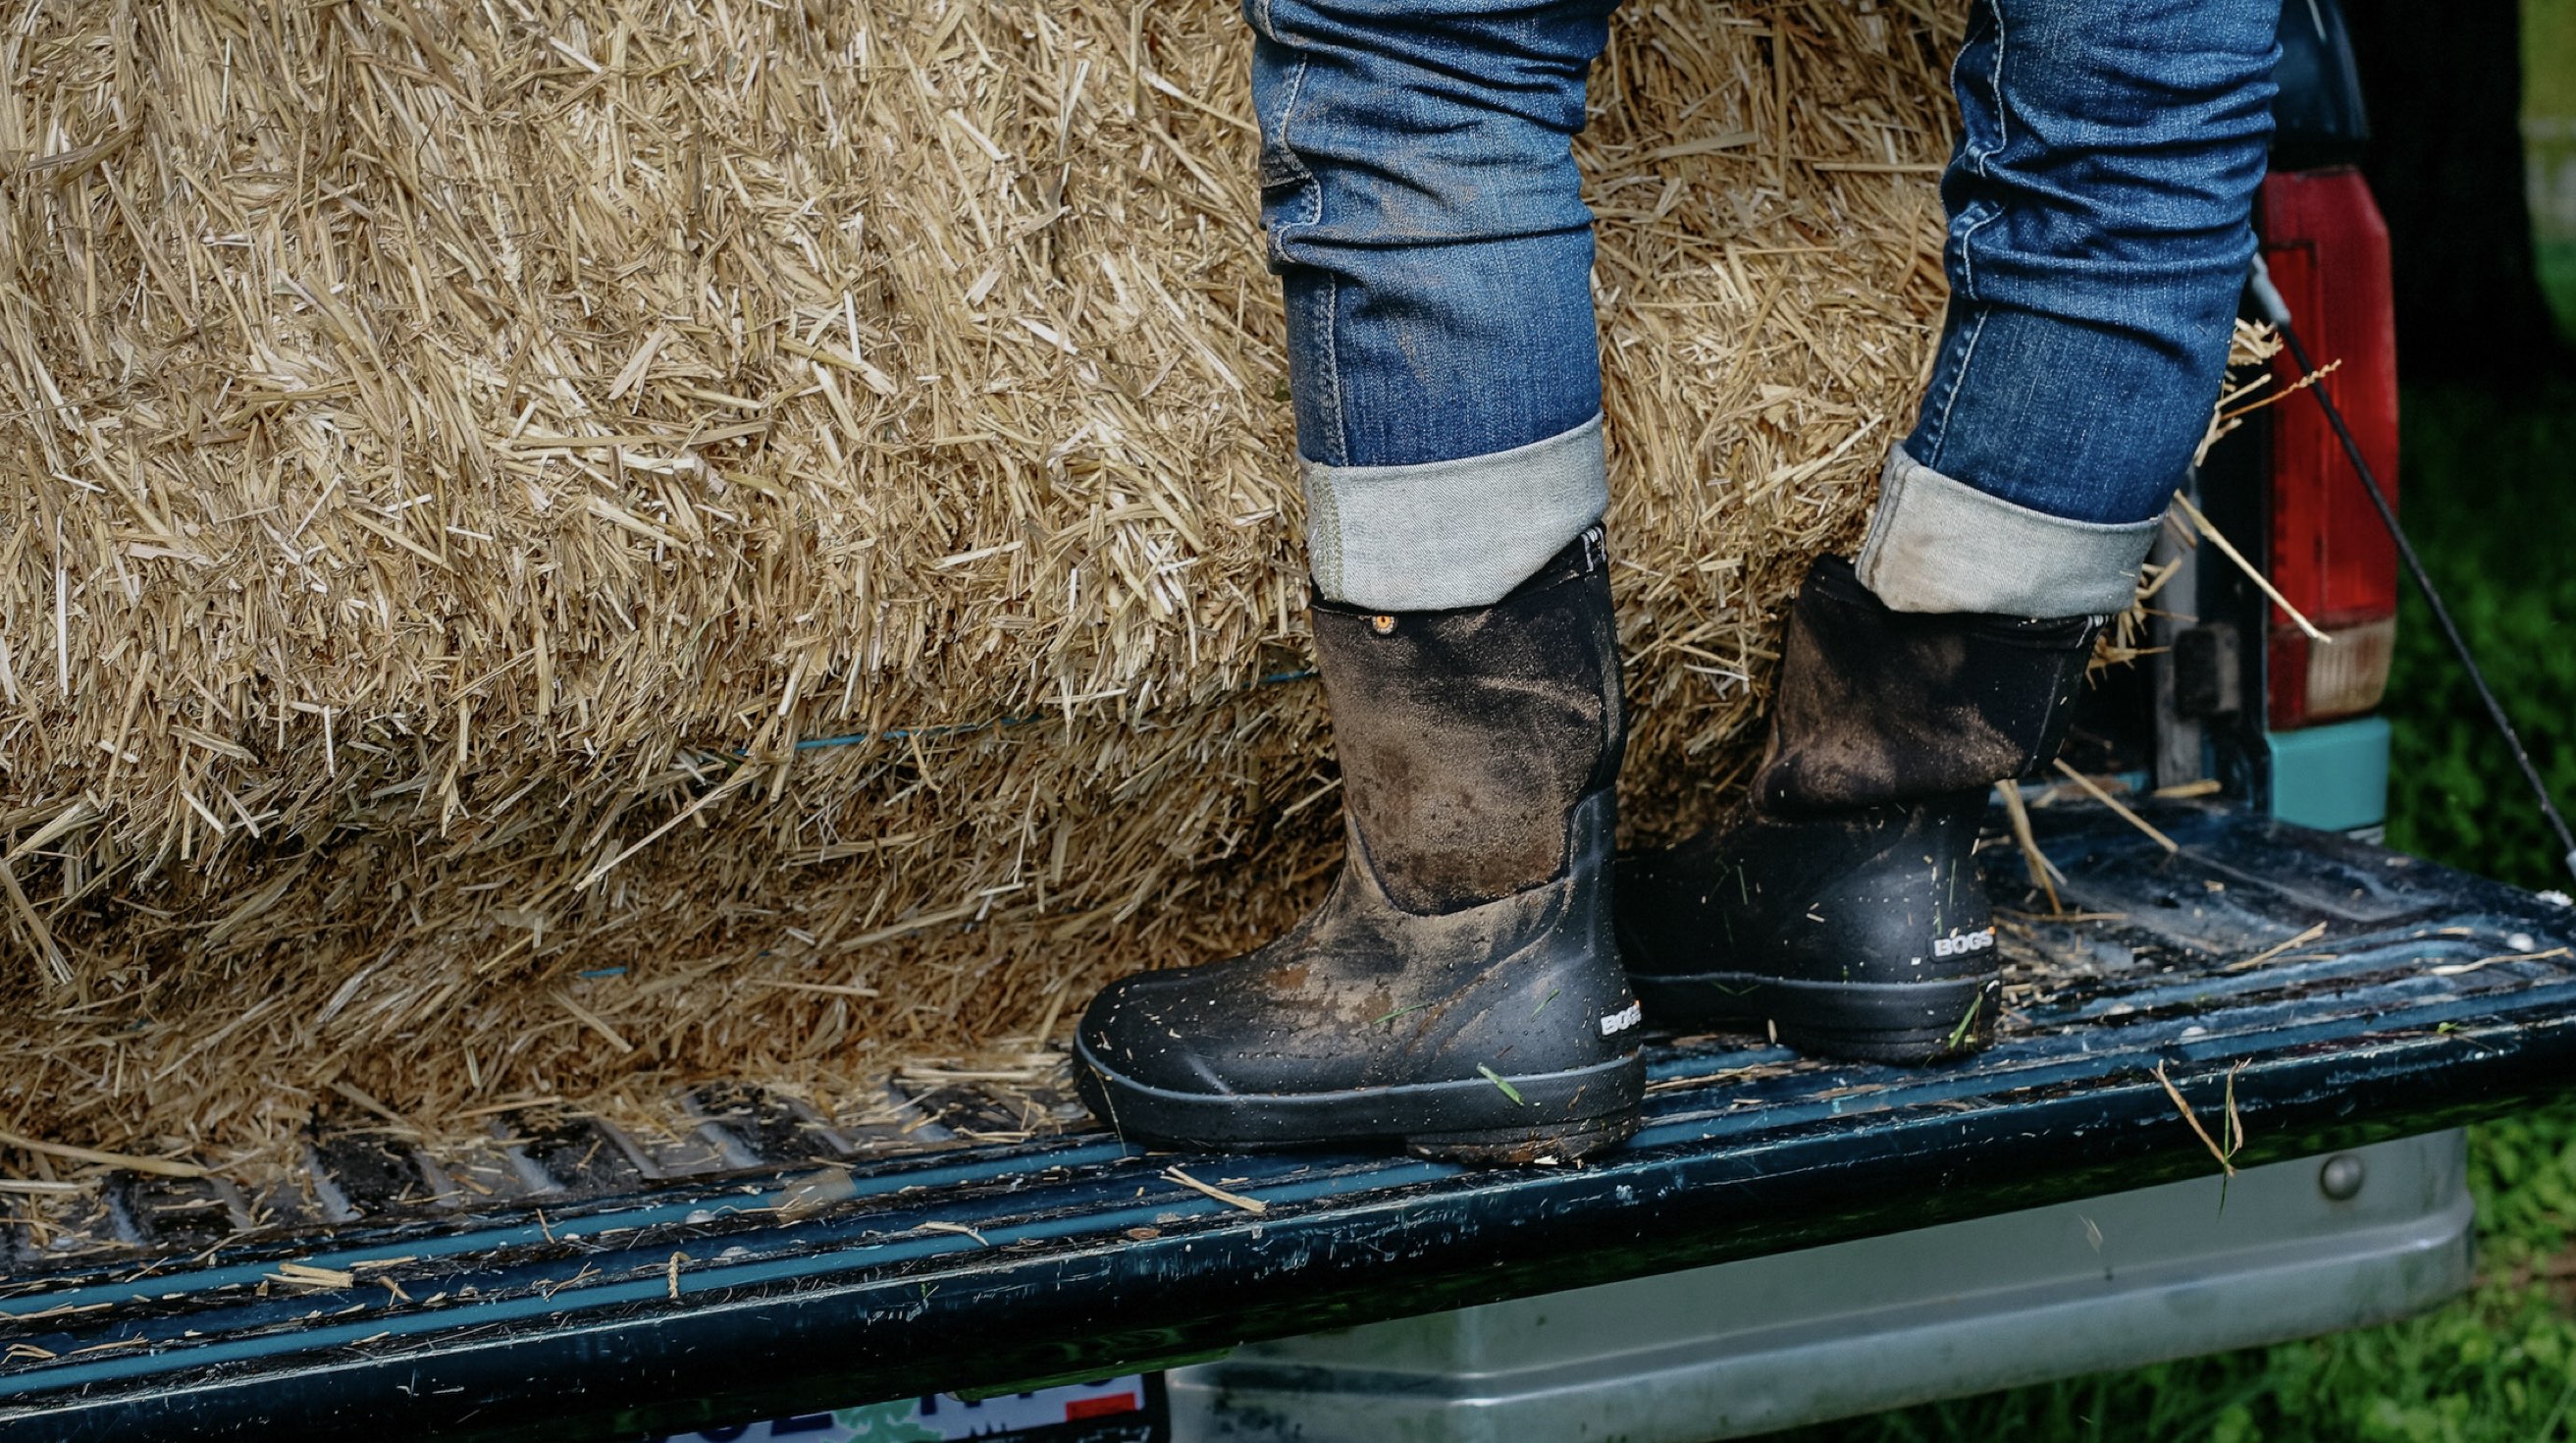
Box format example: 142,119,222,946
2543,239,2576,344
2532,0,2576,121
2383,379,2576,890
1761,382,2576,1442
2533,2,2576,335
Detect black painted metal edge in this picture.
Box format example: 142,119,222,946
4,999,2568,1443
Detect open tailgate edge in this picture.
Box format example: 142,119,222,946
2,797,2571,1442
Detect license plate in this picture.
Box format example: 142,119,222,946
657,1375,1167,1442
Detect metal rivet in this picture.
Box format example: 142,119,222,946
2319,1153,2366,1202
1369,615,1396,635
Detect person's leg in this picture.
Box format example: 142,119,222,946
1863,0,2283,615
1252,0,1621,611
1621,0,2282,1061
1077,0,1645,1160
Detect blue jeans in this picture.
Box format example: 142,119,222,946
1251,0,2282,615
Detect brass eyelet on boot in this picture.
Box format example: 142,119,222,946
1370,615,1397,635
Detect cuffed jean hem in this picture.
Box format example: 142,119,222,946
1855,447,2160,618
1303,413,1608,611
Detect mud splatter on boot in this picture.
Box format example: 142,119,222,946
1076,529,1645,1161
1617,556,2098,1063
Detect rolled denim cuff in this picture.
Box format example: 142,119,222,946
1302,414,1608,611
1855,447,2159,617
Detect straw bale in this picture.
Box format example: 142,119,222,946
0,0,1970,1168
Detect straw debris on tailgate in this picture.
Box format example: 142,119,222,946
0,0,1966,1172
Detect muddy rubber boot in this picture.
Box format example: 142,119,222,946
1075,529,1646,1163
1617,556,2099,1063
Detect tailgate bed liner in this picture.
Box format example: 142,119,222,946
2,799,2571,1441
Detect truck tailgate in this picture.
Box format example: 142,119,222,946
2,797,2571,1441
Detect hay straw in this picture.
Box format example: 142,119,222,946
0,1128,206,1179
1994,780,2064,915
1162,1164,1265,1214
2052,760,2181,854
2222,921,2330,973
2193,319,2287,465
0,0,1975,1170
2153,1059,2246,1178
2170,492,2331,644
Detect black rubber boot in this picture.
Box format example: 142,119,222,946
1617,557,2098,1063
1076,529,1646,1163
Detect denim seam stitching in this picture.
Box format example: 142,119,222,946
1272,46,1316,190
1321,271,1348,468
1270,47,1345,467
1971,0,2007,177
1953,200,2002,303
1924,306,1989,469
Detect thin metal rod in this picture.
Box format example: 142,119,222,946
2256,291,2576,884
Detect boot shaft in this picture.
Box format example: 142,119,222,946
1756,557,2100,814
1311,527,1625,915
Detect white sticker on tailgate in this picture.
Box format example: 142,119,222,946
656,1375,1158,1442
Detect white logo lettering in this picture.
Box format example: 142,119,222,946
1931,928,1997,959
1600,1000,1644,1037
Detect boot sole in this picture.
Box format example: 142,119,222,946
1403,1113,1640,1166
1631,970,2002,1065
1074,1038,1645,1164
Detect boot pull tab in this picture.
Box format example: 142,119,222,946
1370,615,1397,636
1579,525,1605,574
